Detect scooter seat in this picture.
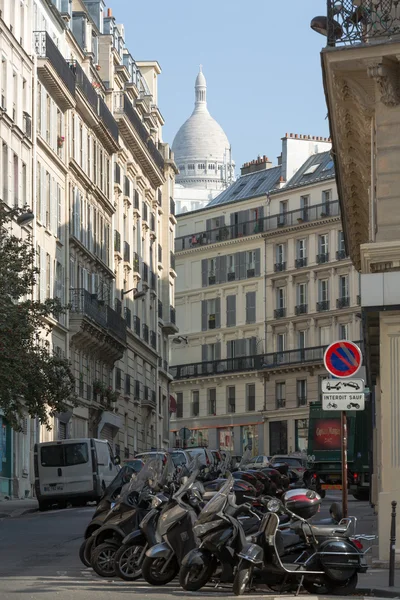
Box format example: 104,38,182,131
301,522,349,538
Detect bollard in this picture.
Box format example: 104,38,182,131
389,501,397,587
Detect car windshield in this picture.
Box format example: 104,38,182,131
171,452,187,466
197,473,234,523
273,457,302,467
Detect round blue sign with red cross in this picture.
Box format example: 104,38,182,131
323,340,362,378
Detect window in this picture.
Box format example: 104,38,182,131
13,153,18,207
188,163,195,170
300,195,309,218
318,279,329,302
319,326,331,346
22,162,27,210
197,163,205,170
339,274,349,298
276,333,286,359
201,298,220,331
208,163,215,170
276,287,286,309
227,386,235,413
115,367,122,390
297,379,307,406
202,342,220,362
276,243,285,264
297,238,307,259
318,234,329,254
12,71,17,122
322,189,332,208
226,295,236,327
208,388,216,415
269,421,288,455
338,231,345,253
278,200,288,225
46,253,51,299
192,391,199,416
1,56,6,109
246,250,256,275
40,443,89,467
46,172,51,228
2,142,8,202
297,330,306,349
247,384,256,412
339,323,349,340
176,392,183,418
276,382,286,409
296,282,307,306
246,291,256,323
46,92,51,144
227,337,256,359
208,257,216,284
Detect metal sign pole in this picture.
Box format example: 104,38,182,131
341,411,348,518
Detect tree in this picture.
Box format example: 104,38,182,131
0,205,76,429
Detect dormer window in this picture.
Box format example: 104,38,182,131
188,164,195,170
198,163,205,170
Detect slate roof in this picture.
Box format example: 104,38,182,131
282,151,334,191
207,165,282,207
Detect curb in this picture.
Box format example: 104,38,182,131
357,589,400,598
0,507,38,519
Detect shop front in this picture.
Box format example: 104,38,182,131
0,415,12,497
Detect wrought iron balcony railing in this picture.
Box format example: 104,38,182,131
69,288,126,344
274,307,286,319
276,399,286,409
98,96,119,143
316,252,330,264
274,262,286,272
326,0,400,47
175,200,340,252
336,249,347,261
33,31,76,97
68,60,98,112
295,257,308,269
169,341,363,380
317,300,330,312
298,396,307,407
337,296,350,309
295,304,308,315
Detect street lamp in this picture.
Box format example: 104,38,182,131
172,336,188,345
16,211,34,227
120,287,147,300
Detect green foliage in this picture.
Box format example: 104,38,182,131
0,205,76,429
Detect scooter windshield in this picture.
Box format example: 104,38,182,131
197,473,234,524
237,448,252,470
122,457,163,499
172,456,201,500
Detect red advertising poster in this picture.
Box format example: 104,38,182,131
313,419,341,450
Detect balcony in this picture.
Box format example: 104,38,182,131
133,315,141,336
114,230,121,253
298,396,307,407
295,304,308,315
158,300,163,319
143,324,149,343
274,262,286,272
170,341,363,380
113,92,164,187
142,386,156,410
175,200,340,251
69,288,127,364
33,31,76,110
95,96,119,151
336,249,347,261
124,306,131,328
69,60,98,114
276,399,286,409
317,252,330,264
23,112,32,138
274,308,286,319
316,300,330,312
337,296,350,309
170,251,176,272
295,257,308,269
150,330,157,349
142,263,149,284
133,252,139,273
123,241,130,263
162,305,178,335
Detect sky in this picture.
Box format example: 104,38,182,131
108,0,329,172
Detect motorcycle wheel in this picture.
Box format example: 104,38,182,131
233,561,253,596
303,573,358,595
79,539,91,568
91,542,119,577
142,555,179,586
179,555,217,591
114,543,144,581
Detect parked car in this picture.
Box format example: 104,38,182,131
134,449,191,471
34,438,120,511
122,458,146,473
270,455,307,478
211,450,223,473
185,447,214,469
245,454,271,469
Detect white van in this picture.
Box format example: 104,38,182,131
34,438,120,511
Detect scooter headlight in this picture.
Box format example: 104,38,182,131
194,519,224,537
267,498,281,513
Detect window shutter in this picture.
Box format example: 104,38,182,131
40,247,46,301
88,205,93,252
255,248,261,276
75,190,81,241
40,166,45,223
250,337,257,354
227,341,233,359
239,251,246,279
217,255,226,284
83,268,88,291
226,295,236,327
50,258,54,300
201,259,208,287
246,291,256,323
215,297,221,329
51,178,57,235
201,300,207,331
202,344,208,362
57,184,62,240
61,265,65,305
215,342,221,360
41,90,46,139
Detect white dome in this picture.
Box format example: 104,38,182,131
172,67,231,166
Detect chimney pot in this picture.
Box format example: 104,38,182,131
290,133,293,137
295,134,298,139
107,8,112,16
285,133,288,137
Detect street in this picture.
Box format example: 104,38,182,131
0,493,377,600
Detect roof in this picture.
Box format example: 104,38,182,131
283,151,334,190
207,166,282,207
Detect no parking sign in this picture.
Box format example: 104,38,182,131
323,340,362,378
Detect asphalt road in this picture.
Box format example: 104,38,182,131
0,493,375,600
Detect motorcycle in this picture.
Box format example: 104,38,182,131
141,459,204,586
179,473,262,592
233,489,370,596
90,459,161,577
78,462,143,567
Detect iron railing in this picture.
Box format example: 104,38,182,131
337,296,350,309
317,300,330,312
175,200,340,251
326,0,400,47
316,252,330,264
295,257,308,269
295,304,308,315
336,249,347,260
98,96,119,142
170,306,176,324
133,315,141,336
114,92,164,172
274,262,286,272
33,32,76,96
276,399,286,409
123,241,130,263
69,60,98,111
170,341,363,380
70,288,126,344
274,308,286,319
133,252,139,272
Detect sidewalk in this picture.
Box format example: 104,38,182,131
0,498,38,519
358,569,400,597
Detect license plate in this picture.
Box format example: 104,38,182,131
322,484,342,490
44,485,64,492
